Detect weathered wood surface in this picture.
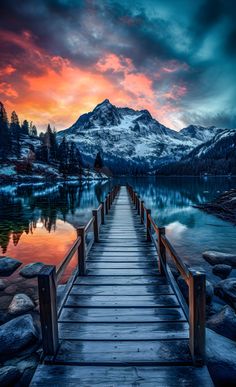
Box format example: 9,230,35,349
31,365,214,386
31,186,213,386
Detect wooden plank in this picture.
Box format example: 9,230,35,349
65,294,180,307
86,262,156,269
88,256,156,262
54,339,192,365
58,322,189,340
59,306,187,323
87,268,158,276
70,284,174,295
30,365,214,386
74,275,167,285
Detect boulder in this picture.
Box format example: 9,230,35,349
203,251,236,266
0,279,7,290
177,276,214,304
0,257,22,276
206,328,236,386
0,314,38,357
214,278,236,309
0,366,21,386
207,305,236,341
8,293,35,315
19,262,44,278
212,264,232,279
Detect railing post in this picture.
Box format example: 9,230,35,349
101,201,105,224
108,192,111,210
105,195,109,214
134,192,137,209
77,226,86,275
141,200,144,224
38,265,58,358
146,209,151,241
92,209,99,242
188,268,206,366
137,196,140,215
157,227,166,275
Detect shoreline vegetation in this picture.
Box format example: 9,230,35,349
195,189,236,225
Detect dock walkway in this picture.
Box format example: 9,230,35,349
31,186,213,386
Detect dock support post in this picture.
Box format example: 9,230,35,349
101,201,105,224
77,226,86,275
141,200,144,224
38,265,59,358
92,209,99,242
157,227,166,275
137,196,140,215
189,268,206,366
105,195,109,214
146,209,151,241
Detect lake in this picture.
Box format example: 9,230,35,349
0,177,236,283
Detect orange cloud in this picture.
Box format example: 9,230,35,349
0,31,188,130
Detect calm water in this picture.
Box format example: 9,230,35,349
0,177,236,282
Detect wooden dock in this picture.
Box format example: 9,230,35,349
31,186,213,386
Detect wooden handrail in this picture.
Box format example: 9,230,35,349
56,236,81,282
126,184,206,365
38,184,120,358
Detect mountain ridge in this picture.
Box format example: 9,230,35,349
57,99,231,172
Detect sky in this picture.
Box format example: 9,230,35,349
0,0,236,132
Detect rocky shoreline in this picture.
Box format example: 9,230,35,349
195,189,236,225
171,249,236,385
0,259,42,386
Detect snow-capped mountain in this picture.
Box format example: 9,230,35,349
157,128,236,175
179,125,220,143
57,99,228,171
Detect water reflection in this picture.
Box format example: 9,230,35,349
116,176,236,280
0,177,235,281
0,181,111,265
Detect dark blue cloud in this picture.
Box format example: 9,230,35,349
0,0,236,128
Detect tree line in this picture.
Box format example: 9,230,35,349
0,101,104,176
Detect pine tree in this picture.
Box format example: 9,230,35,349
58,137,69,175
10,111,21,157
94,151,103,169
21,119,29,135
43,124,58,162
29,122,38,137
0,101,11,160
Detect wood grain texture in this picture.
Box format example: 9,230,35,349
30,365,214,386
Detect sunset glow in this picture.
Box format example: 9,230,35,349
1,0,236,131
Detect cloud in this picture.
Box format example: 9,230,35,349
0,0,236,130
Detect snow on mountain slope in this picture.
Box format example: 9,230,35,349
179,125,221,143
186,128,236,159
57,99,227,170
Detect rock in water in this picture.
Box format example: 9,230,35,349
207,305,236,341
19,262,44,278
214,278,236,309
203,251,236,266
212,264,232,279
206,328,236,385
0,366,21,386
0,257,22,276
0,279,7,290
8,294,35,315
0,314,38,357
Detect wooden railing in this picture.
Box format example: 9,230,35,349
38,185,120,360
127,184,206,366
